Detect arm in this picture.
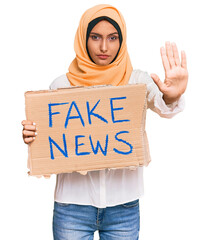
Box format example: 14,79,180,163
133,70,185,118
147,87,185,118
22,74,70,177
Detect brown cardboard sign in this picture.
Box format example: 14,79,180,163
25,84,147,176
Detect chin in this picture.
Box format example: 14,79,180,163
99,62,109,66
95,60,112,66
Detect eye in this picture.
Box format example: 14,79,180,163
108,36,119,41
90,35,100,40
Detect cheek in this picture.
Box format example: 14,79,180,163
111,42,120,55
87,40,98,54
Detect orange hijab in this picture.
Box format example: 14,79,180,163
66,4,133,87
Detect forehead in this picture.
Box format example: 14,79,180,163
90,20,117,34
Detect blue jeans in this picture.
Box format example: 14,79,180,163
53,199,140,240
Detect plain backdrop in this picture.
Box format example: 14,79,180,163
1,0,209,239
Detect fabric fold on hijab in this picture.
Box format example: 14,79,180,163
66,4,133,86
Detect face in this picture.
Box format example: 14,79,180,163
87,20,120,66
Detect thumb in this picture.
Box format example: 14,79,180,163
150,73,165,93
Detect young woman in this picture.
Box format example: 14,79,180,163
22,4,188,240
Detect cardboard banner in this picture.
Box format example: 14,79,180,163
25,84,147,176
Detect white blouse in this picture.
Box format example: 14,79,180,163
49,69,185,208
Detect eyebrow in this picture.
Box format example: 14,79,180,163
90,32,119,37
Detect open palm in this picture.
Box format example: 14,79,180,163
151,42,188,104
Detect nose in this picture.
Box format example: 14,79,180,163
100,39,108,53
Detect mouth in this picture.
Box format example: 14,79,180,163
97,55,109,60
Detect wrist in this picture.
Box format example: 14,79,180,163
163,94,181,105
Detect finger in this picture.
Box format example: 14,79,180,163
181,50,187,69
77,171,88,175
43,175,51,179
35,175,42,179
160,47,170,72
24,136,35,144
165,41,175,67
172,42,181,66
21,120,36,126
23,124,36,131
150,73,166,93
22,129,37,137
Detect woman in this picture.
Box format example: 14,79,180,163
22,4,188,240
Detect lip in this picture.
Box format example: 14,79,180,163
97,55,109,60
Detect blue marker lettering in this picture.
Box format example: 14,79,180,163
65,101,85,128
49,134,68,160
48,102,69,127
113,131,133,155
89,134,108,156
86,100,108,124
110,97,130,123
75,135,91,156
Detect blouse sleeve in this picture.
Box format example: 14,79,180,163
133,70,185,118
49,74,70,90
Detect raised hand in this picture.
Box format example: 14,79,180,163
151,42,188,104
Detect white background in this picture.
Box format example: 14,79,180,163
0,0,209,239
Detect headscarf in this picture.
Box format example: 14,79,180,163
66,4,133,86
